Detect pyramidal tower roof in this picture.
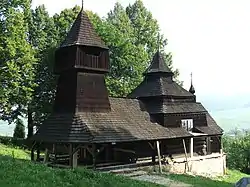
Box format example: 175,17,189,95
128,50,194,99
60,8,108,49
144,51,174,75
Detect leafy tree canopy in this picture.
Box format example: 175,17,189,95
0,1,182,129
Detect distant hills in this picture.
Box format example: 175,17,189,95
211,107,250,132
243,102,250,108
197,94,250,132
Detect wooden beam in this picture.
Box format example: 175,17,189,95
156,141,162,174
148,142,155,150
72,145,81,155
86,146,94,156
113,148,136,154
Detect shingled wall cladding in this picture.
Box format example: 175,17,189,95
76,72,110,112
54,46,77,74
163,113,207,128
54,72,77,113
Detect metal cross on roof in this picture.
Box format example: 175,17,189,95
157,33,160,52
190,72,193,84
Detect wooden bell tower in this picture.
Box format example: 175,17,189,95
53,8,111,113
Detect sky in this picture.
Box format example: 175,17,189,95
32,0,250,99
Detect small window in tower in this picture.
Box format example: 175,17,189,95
85,48,101,56
181,119,193,131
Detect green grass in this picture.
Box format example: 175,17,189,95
0,144,30,159
0,144,249,187
167,169,249,187
0,144,161,187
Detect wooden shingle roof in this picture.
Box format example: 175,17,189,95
144,51,173,75
31,98,193,143
145,102,207,114
128,76,194,98
60,9,108,49
128,51,194,99
194,113,223,135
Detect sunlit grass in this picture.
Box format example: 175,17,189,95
0,144,30,160
167,169,249,187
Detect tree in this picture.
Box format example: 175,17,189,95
126,0,182,84
0,0,36,123
27,6,81,135
101,3,148,96
53,6,81,43
27,5,59,137
13,118,25,139
0,2,182,132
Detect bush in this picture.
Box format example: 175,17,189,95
223,130,250,173
0,136,28,149
13,118,26,139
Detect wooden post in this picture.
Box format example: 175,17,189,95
148,142,156,164
37,143,40,161
72,149,78,168
31,141,35,161
84,148,87,158
69,144,73,167
52,144,55,153
92,144,96,169
206,137,211,154
219,136,223,154
31,148,35,161
105,144,110,162
43,148,49,163
182,139,189,173
156,141,162,174
190,137,193,158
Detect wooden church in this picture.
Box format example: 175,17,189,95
31,7,224,170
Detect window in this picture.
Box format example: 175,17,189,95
181,119,193,131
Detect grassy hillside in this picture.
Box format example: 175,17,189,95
0,144,249,187
0,144,161,187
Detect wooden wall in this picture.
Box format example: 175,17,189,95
54,46,109,74
54,71,77,113
164,113,207,128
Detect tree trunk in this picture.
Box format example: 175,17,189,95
27,107,33,139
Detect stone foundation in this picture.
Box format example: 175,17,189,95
165,153,226,177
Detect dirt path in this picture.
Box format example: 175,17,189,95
119,170,192,187
131,174,192,187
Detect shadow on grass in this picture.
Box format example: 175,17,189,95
167,173,234,187
0,155,163,187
